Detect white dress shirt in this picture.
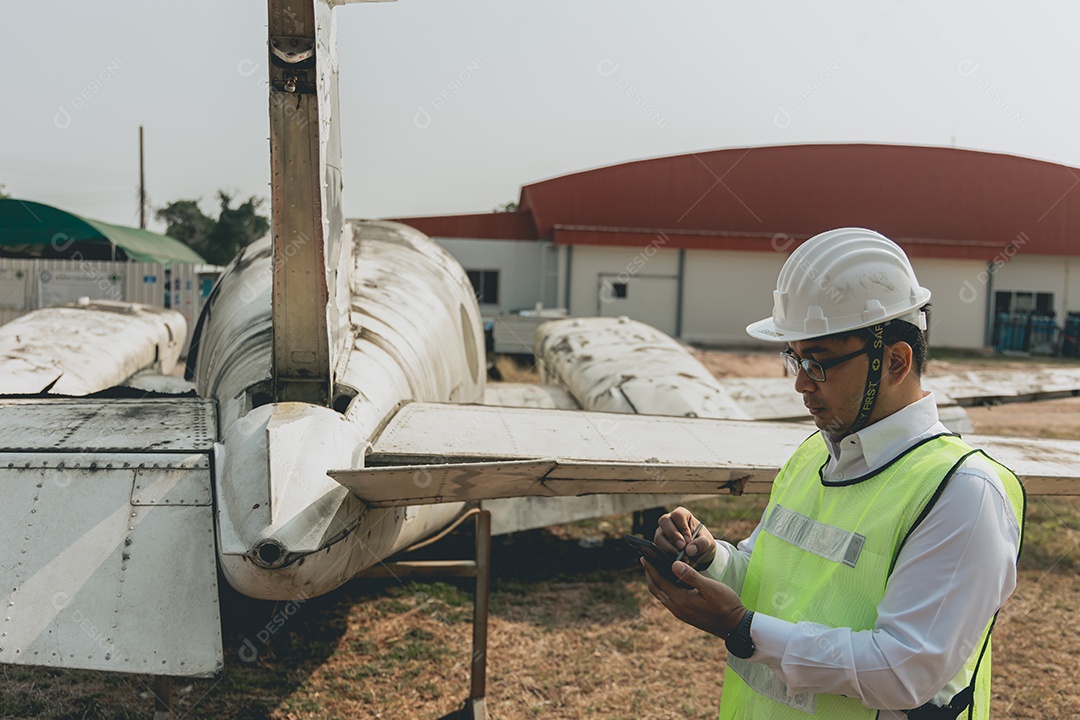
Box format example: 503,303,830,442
704,392,1021,716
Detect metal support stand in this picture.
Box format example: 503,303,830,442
151,675,174,719
360,510,492,720
467,510,491,720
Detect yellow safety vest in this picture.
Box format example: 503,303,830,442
719,433,1025,720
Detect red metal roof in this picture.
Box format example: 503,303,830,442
394,144,1080,260
388,210,536,241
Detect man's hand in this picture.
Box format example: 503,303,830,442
641,558,746,639
654,507,717,567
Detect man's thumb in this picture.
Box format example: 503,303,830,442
672,561,702,587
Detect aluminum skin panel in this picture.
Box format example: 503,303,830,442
534,316,751,420
341,402,1080,502
0,301,187,396
0,399,216,453
0,452,221,677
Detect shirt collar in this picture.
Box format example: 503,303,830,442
823,392,943,475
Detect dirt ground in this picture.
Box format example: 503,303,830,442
2,349,1079,719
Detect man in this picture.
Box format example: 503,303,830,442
642,228,1024,720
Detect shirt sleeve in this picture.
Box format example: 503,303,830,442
701,523,761,594
747,462,1021,710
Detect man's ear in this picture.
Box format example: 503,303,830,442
887,342,913,382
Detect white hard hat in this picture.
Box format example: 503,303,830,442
746,228,931,343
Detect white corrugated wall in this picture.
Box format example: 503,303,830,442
0,258,216,354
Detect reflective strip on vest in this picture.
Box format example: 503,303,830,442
727,655,817,714
763,505,867,568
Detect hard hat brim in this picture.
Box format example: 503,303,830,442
745,298,930,344
744,316,823,343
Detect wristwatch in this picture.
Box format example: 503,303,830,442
725,610,755,659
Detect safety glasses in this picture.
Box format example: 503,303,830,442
780,344,871,382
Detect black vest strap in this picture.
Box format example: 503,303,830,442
904,684,973,719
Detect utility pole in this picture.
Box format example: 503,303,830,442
139,125,146,229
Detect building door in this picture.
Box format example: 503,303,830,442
597,274,679,337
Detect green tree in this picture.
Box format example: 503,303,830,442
0,184,10,199
156,191,269,266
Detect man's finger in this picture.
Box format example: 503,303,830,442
672,560,705,589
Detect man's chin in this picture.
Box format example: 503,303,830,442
813,415,849,440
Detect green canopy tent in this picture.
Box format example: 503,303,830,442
0,199,205,266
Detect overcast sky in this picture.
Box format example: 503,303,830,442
5,1,1078,232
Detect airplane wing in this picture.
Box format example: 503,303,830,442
331,402,1080,507
0,300,186,396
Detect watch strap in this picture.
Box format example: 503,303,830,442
725,609,755,659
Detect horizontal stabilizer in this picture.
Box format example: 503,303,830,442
0,398,221,676
330,402,1080,506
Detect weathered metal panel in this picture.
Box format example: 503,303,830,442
130,454,213,506
717,377,961,419
927,368,1080,405
0,302,187,396
266,0,357,404
340,402,1080,502
0,399,216,453
0,453,221,676
535,316,751,419
483,382,580,410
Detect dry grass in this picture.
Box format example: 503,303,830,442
2,351,1079,719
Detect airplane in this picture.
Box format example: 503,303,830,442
2,1,1080,717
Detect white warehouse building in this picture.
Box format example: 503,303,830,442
396,144,1080,354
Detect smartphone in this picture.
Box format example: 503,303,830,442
624,535,691,587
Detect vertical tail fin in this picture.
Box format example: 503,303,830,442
266,0,353,403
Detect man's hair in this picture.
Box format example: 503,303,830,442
821,305,931,378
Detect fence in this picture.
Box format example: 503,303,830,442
0,258,217,355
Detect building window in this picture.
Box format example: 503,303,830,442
611,282,628,299
466,270,499,305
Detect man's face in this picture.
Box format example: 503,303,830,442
786,335,870,442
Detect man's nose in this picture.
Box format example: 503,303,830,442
793,366,817,393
